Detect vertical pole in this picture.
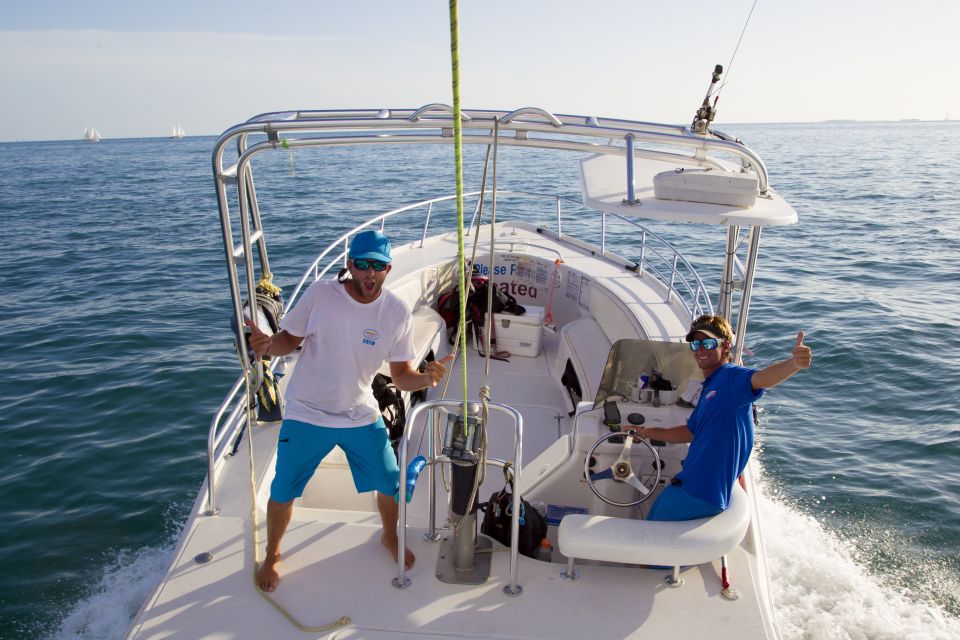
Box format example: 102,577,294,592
420,202,433,248
625,134,637,204
601,212,607,254
666,251,679,304
717,225,739,320
732,226,763,365
638,230,647,278
425,407,440,542
556,196,563,238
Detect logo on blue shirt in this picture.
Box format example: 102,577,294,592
361,328,380,346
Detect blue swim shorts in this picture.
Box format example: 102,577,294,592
646,484,724,521
269,418,400,503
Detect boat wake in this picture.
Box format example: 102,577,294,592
47,491,959,640
47,536,177,640
757,476,960,640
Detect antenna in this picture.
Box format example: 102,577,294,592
691,64,723,134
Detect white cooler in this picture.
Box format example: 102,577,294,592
491,305,544,357
653,167,759,208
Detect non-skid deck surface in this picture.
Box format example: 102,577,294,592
435,329,571,461
131,508,769,639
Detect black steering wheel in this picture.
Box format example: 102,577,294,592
584,430,661,507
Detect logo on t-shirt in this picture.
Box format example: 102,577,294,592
361,328,380,346
704,390,717,401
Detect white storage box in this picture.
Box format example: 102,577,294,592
653,168,759,208
492,305,544,357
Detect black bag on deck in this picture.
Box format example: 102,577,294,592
480,465,547,558
371,373,406,453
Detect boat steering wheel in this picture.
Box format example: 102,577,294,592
585,430,661,507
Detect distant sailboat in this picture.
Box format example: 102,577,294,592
83,127,102,142
170,124,185,139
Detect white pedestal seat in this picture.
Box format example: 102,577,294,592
557,482,750,582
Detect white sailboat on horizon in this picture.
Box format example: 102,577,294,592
170,124,185,139
83,127,102,142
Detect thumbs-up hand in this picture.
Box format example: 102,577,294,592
791,331,812,370
245,318,272,360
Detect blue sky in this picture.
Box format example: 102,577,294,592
1,0,956,141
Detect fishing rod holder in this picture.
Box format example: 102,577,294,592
692,64,723,134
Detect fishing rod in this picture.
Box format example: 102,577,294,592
691,0,759,133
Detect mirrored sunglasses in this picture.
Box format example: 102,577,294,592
351,258,389,272
689,338,721,351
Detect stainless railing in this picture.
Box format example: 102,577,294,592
393,400,525,596
203,189,712,514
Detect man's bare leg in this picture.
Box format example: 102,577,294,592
256,498,294,592
377,492,415,569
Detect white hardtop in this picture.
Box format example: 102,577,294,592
580,153,798,226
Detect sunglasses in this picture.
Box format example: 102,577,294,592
351,258,389,272
689,338,721,351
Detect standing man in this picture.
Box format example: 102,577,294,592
246,229,453,592
631,314,812,521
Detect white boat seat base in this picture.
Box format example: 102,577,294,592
558,482,750,570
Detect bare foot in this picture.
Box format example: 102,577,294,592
256,554,282,592
381,534,415,570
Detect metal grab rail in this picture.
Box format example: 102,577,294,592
283,190,712,323
205,193,711,515
213,106,770,193
204,358,286,515
393,400,525,597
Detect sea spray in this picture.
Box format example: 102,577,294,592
756,474,960,639
48,539,176,640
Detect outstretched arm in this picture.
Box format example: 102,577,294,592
390,354,455,392
628,424,693,444
751,331,812,391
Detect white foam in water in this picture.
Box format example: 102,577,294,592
49,542,174,640
758,486,960,640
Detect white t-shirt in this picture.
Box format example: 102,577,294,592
279,279,415,428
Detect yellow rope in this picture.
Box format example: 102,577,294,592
257,273,281,297
245,372,351,633
449,0,469,431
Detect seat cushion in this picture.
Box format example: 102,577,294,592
558,482,750,566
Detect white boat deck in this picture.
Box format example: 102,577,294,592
131,506,768,639
129,335,774,639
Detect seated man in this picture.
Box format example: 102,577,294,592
631,314,812,521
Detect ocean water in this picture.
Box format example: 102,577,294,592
1,121,958,640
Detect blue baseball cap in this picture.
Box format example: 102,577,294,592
348,230,392,263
